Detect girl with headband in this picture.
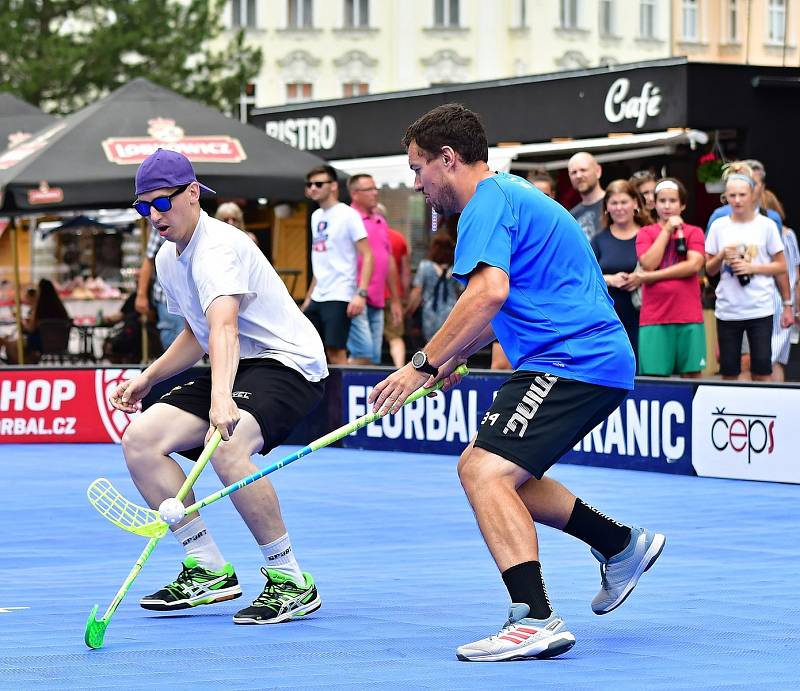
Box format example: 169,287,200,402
705,162,792,381
634,178,706,377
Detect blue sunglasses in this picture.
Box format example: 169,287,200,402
133,183,190,217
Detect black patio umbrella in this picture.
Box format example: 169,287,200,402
0,79,329,363
0,92,56,153
0,78,326,214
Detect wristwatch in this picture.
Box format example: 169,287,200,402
411,350,438,376
357,288,368,298
782,300,793,307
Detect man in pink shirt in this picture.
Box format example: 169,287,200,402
347,174,403,365
383,218,411,367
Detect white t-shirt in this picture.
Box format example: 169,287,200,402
706,214,784,321
155,211,328,382
309,202,367,302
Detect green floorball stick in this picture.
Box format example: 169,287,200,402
85,366,467,648
84,430,222,650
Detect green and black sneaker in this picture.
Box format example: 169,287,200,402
233,568,321,624
140,557,242,611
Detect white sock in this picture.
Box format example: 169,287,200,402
260,533,304,586
173,517,226,572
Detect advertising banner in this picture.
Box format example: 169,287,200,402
0,369,140,443
340,372,695,476
692,385,800,484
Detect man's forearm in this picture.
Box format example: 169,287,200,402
424,284,504,369
137,258,154,299
208,323,240,397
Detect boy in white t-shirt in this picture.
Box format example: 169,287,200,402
110,149,328,627
300,165,373,364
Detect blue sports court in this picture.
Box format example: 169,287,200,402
1,443,798,689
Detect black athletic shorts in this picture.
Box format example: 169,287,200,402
474,371,628,479
304,299,351,350
159,358,326,461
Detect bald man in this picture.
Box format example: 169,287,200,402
567,152,605,241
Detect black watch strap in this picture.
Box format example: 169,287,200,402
412,351,438,376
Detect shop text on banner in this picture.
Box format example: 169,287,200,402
340,371,695,476
0,369,140,443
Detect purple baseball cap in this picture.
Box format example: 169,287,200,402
135,148,216,196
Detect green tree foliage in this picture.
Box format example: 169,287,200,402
0,0,262,115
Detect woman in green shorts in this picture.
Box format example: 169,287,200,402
634,178,706,377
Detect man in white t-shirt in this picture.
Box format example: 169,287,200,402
301,165,374,364
109,149,328,627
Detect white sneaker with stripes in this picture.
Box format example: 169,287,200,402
456,604,576,662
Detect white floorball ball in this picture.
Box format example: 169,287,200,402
158,497,186,525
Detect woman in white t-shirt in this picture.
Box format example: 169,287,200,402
705,162,793,381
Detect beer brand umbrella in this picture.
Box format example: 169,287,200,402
0,93,56,154
0,78,325,213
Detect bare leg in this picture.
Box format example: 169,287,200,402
772,363,785,382
210,410,288,545
389,337,406,368
516,475,578,531
121,403,208,529
457,444,539,571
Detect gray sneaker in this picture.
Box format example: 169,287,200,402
591,526,665,615
456,604,576,662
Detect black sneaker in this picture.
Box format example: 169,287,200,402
140,557,242,611
233,568,321,624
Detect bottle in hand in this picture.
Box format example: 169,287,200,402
736,244,751,286
674,227,687,258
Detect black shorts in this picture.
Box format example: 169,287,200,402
304,299,350,349
474,371,628,479
716,315,773,376
159,359,326,461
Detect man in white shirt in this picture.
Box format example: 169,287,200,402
301,165,374,365
110,149,328,627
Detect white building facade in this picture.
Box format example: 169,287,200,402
225,0,673,109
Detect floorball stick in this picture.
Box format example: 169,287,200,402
88,365,469,541
84,430,222,649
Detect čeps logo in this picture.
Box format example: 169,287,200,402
709,407,775,464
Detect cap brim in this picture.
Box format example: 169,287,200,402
198,182,216,195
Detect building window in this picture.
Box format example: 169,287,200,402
343,81,369,97
344,0,369,28
727,0,738,42
433,0,460,27
639,0,656,39
286,82,313,103
681,0,698,42
600,0,615,36
231,0,256,28
768,0,787,44
288,0,313,28
560,0,580,29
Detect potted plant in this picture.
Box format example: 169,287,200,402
697,153,725,193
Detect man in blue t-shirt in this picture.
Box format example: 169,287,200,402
369,104,665,663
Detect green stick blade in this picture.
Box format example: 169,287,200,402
84,604,107,649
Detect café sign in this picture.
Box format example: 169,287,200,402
604,78,662,129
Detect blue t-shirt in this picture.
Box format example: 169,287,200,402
453,172,635,390
706,205,782,233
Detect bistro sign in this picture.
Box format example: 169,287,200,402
264,115,337,151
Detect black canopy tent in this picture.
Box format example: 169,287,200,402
0,78,328,363
0,92,56,153
0,78,326,213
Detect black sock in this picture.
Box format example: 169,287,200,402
501,561,552,620
563,498,631,561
